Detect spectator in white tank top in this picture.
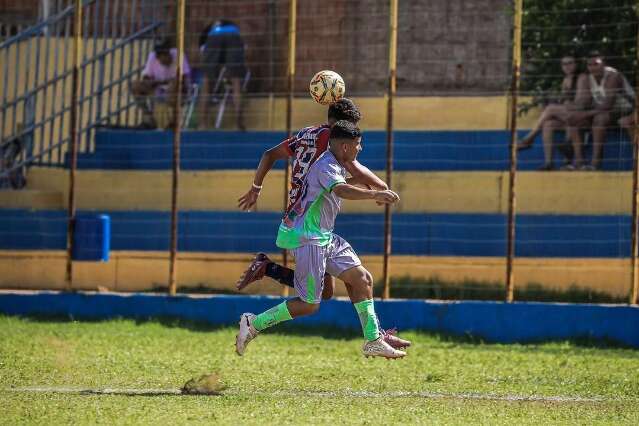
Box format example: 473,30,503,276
565,51,635,170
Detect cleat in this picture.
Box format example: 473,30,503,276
236,253,272,291
235,313,258,356
362,336,406,359
381,327,412,350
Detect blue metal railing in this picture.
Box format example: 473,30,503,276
0,0,164,179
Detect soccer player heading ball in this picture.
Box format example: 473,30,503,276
237,98,410,353
236,120,407,359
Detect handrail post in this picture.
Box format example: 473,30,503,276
282,0,297,297
65,0,83,290
505,0,523,303
382,0,398,300
168,0,186,296
630,0,639,305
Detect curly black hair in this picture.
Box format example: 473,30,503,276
330,120,362,141
327,98,362,123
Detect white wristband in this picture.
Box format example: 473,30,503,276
252,183,263,191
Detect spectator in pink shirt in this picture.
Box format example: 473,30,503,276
131,39,191,128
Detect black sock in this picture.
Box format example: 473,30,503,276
265,263,295,288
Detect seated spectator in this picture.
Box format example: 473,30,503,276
199,20,247,130
518,54,581,170
565,51,635,170
130,39,191,129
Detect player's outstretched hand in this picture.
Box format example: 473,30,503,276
373,189,400,205
238,188,259,211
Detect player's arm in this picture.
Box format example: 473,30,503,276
238,142,291,211
343,160,388,190
332,183,399,204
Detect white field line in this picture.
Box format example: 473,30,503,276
2,386,629,403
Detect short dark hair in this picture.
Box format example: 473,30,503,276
330,120,361,141
154,39,172,56
587,50,603,59
328,98,362,123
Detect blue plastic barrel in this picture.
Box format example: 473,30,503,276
72,214,110,261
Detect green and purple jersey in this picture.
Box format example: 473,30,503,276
276,150,346,249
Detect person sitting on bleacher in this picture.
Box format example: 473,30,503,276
565,51,635,170
200,20,247,130
517,54,581,170
131,39,192,129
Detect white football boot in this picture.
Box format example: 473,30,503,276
235,313,258,356
362,335,407,359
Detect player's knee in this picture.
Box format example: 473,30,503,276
364,271,374,289
305,303,320,315
296,301,319,316
356,270,374,290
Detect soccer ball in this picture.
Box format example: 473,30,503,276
309,70,345,105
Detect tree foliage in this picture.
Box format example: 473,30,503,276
520,0,638,113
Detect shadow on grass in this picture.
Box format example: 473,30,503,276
9,388,216,397
7,313,637,351
150,277,628,305
78,389,187,397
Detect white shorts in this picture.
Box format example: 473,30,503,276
291,234,361,304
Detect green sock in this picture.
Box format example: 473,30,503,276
353,299,381,341
252,301,293,332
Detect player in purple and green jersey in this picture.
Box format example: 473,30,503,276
236,121,407,359
236,99,410,350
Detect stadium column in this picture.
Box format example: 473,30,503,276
282,0,297,297
169,0,186,296
631,1,639,306
505,0,523,303
382,0,398,300
65,0,83,290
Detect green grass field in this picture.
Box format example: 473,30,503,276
1,315,638,425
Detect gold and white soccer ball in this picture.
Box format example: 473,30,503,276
309,70,345,105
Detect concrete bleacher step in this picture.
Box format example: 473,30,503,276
0,189,64,209
67,128,633,172
17,166,634,215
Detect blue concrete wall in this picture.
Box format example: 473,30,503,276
0,292,637,347
0,209,633,257
67,129,632,171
